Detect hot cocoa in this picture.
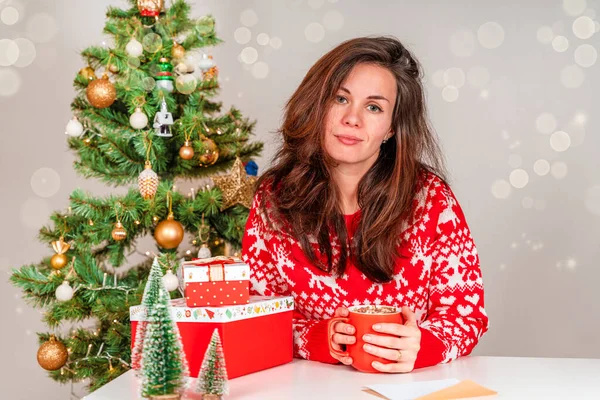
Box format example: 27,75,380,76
352,305,397,314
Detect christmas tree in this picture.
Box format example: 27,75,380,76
131,257,167,371
9,0,262,392
196,329,229,399
140,274,188,398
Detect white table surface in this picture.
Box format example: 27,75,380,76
83,356,600,399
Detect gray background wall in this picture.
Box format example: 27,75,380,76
1,0,599,399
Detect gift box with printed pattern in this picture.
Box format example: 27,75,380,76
182,256,250,307
130,295,294,379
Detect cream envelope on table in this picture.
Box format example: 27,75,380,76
415,379,497,400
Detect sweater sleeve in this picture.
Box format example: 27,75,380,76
414,181,489,369
241,188,339,365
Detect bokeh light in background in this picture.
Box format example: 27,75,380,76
477,22,505,49
491,180,511,199
551,161,568,179
305,22,325,42
26,13,58,43
1,6,18,25
30,167,61,198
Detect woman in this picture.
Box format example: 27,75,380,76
241,36,488,373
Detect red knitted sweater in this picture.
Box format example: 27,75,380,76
241,172,489,369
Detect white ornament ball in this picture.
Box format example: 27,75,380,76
55,281,74,302
156,80,174,93
197,245,212,259
162,270,179,292
197,54,214,71
65,118,84,137
174,62,189,75
126,38,144,58
129,107,148,129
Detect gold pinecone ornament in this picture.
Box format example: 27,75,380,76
138,161,159,200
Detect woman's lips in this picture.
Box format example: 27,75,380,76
335,135,363,145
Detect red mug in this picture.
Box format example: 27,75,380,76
328,305,403,373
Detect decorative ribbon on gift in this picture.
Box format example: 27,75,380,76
184,256,249,282
208,263,226,282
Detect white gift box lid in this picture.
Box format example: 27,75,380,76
182,257,250,283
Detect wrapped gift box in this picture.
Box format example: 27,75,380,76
182,256,250,307
130,295,294,379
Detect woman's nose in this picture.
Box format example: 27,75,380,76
342,107,361,128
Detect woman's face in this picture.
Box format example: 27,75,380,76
324,63,397,169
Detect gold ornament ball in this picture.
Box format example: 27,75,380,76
172,42,185,60
37,336,68,371
179,140,194,160
108,64,119,73
79,66,97,81
198,138,219,166
154,214,184,249
51,253,68,270
86,75,117,108
111,222,127,241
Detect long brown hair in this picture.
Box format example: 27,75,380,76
256,36,447,283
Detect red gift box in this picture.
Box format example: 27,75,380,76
182,257,250,307
130,295,294,379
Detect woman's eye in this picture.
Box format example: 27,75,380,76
335,95,347,103
367,104,382,112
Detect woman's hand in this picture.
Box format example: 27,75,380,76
329,307,356,365
363,306,422,373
